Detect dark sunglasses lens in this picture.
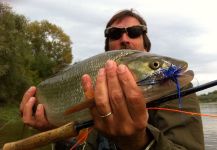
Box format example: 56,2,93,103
108,28,123,40
127,26,143,38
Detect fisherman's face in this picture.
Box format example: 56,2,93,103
107,16,147,51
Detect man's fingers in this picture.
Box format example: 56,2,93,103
22,97,36,125
35,104,49,129
81,74,94,100
94,68,112,117
105,60,129,120
117,64,147,124
20,86,36,112
82,71,112,130
20,86,54,130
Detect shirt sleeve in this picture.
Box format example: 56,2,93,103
146,93,205,150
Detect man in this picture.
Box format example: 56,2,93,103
20,9,204,149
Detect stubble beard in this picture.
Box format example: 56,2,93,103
120,43,135,50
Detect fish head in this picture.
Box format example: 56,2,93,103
118,50,194,102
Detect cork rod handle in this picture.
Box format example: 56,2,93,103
3,122,78,150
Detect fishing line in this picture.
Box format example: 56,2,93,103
147,107,217,118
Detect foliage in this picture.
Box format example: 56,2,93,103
0,3,33,102
0,2,73,103
27,20,72,81
198,90,217,103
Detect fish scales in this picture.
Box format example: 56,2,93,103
36,50,193,126
36,50,135,126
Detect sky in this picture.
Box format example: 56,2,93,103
3,0,217,93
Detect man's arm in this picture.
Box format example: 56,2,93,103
147,93,204,150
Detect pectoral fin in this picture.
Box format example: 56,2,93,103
64,89,95,115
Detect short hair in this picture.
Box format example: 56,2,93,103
104,9,151,51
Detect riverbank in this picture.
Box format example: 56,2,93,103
198,90,217,103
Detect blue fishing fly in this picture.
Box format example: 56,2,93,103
160,64,183,108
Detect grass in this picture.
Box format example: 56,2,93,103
0,102,20,125
0,102,53,150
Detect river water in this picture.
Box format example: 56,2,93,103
200,102,217,150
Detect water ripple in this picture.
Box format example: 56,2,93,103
200,102,217,150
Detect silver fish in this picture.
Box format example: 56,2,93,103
36,50,193,126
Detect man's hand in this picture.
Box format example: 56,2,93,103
20,86,54,131
82,60,150,150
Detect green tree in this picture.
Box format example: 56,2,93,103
198,90,217,103
27,20,72,80
0,3,33,103
0,2,73,103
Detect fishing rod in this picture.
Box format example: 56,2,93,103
3,80,217,150
147,79,217,107
77,79,217,130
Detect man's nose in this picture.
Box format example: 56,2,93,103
120,32,130,43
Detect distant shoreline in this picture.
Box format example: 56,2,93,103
198,90,217,103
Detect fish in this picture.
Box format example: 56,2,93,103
36,49,194,126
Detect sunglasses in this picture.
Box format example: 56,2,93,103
104,25,147,40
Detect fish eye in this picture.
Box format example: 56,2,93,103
149,60,162,70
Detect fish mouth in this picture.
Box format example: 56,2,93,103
137,64,191,86
137,68,194,103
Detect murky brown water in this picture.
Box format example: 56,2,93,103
200,102,217,150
